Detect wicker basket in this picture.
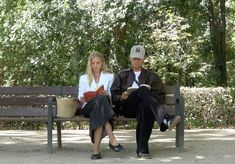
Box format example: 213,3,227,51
56,97,77,117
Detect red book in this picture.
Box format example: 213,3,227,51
83,85,104,102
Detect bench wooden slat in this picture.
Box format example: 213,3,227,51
163,105,177,115
164,95,176,105
54,116,137,122
59,86,178,96
0,86,61,95
61,87,78,96
165,86,177,94
0,108,48,117
54,116,88,121
0,117,48,121
0,97,49,105
114,116,136,121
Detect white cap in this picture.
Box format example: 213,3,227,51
130,45,145,59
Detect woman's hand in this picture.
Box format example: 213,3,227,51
79,97,85,105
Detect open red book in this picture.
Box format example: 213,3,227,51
83,85,104,102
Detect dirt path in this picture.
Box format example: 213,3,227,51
0,129,235,164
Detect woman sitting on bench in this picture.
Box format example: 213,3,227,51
78,51,124,160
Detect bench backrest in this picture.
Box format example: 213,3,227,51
58,86,181,116
61,86,78,97
0,85,181,117
164,85,182,116
0,86,77,117
60,86,180,101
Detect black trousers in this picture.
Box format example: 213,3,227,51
122,86,166,154
82,95,114,143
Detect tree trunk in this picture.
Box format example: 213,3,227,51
208,0,227,86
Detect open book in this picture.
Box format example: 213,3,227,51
83,85,104,102
127,84,151,95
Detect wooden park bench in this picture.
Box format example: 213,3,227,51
0,85,184,153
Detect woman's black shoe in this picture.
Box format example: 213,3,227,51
91,153,101,160
109,143,124,152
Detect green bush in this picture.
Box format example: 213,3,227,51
181,87,235,128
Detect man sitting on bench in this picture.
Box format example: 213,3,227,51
111,45,181,159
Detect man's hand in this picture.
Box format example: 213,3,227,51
121,91,128,100
99,90,109,95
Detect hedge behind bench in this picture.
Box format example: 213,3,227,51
181,87,235,128
1,87,234,129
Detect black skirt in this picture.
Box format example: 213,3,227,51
82,95,115,143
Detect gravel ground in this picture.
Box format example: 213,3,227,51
0,129,235,164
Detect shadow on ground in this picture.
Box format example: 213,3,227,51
0,129,235,164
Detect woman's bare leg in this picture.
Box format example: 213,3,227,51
105,122,118,145
93,126,103,154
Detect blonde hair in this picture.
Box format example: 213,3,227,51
85,51,108,86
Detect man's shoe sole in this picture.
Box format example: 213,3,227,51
137,153,151,159
169,115,181,130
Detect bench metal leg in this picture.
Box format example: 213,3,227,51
176,118,184,152
47,122,53,153
47,98,53,153
56,121,62,148
176,97,184,152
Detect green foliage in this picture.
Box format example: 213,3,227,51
181,87,235,128
144,7,201,86
0,0,235,87
101,0,162,71
0,0,95,86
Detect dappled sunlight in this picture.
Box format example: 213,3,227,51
224,155,235,158
0,129,235,163
158,155,205,163
185,129,235,141
159,158,172,162
60,136,90,143
137,158,150,161
158,156,183,163
195,155,205,159
155,154,235,163
0,130,49,146
0,130,38,137
170,156,183,160
150,138,175,143
2,141,18,144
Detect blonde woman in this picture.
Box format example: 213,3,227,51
78,51,124,160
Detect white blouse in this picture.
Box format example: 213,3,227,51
78,72,114,100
